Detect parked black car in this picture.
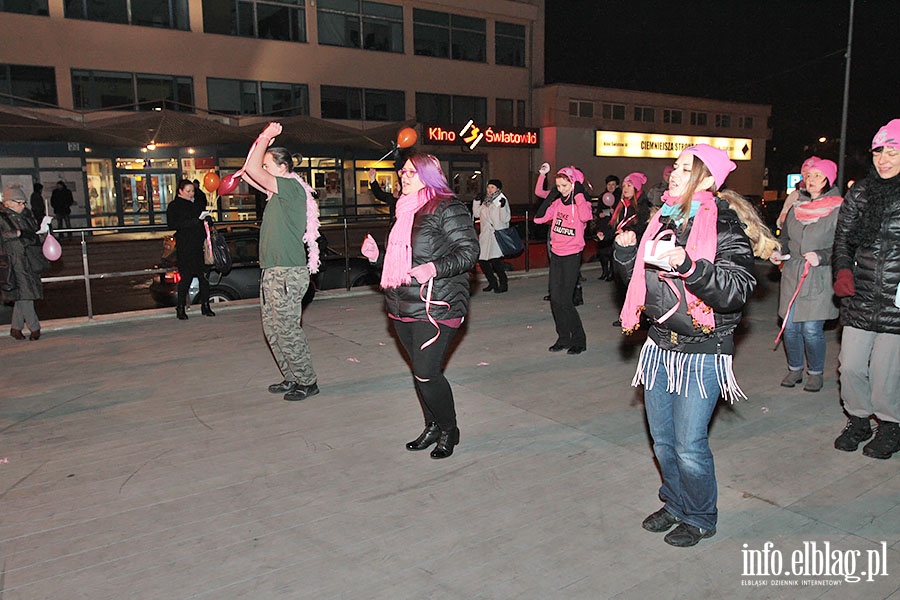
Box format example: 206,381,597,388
150,224,378,307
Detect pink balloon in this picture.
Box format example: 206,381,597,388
43,233,62,261
218,173,240,195
601,192,616,207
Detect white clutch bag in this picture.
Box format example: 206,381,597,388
643,236,675,271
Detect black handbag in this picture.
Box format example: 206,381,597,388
0,252,15,292
211,227,232,275
494,226,524,257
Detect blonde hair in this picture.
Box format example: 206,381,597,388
718,189,780,259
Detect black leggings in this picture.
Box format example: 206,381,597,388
176,258,210,307
393,320,459,431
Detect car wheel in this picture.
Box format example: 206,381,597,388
208,290,236,303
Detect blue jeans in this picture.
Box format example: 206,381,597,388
782,304,826,373
643,351,721,531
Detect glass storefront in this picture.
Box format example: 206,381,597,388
115,157,178,225
86,158,117,227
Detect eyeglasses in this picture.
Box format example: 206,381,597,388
5,199,25,205
397,169,418,177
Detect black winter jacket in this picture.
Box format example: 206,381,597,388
614,198,756,353
832,175,900,334
382,196,479,320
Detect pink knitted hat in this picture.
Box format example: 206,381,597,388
800,156,821,176
808,158,837,187
872,119,900,150
557,166,584,184
622,172,648,193
682,144,736,190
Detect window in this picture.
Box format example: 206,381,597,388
317,0,402,52
715,113,731,128
413,9,485,62
690,111,707,126
203,0,306,42
495,21,525,67
496,98,514,128
663,109,682,125
739,116,754,129
0,63,57,107
416,92,486,126
208,78,308,116
72,69,193,111
602,103,625,120
516,100,526,127
321,86,404,121
569,100,593,118
634,106,655,123
65,0,189,29
1,0,49,15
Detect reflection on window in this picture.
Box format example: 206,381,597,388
72,69,193,111
2,0,49,15
416,92,486,126
64,0,189,29
495,21,525,67
321,85,404,121
203,0,306,42
208,78,309,116
0,63,57,107
413,8,485,62
317,0,402,52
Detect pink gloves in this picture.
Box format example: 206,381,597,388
409,262,437,283
833,269,855,297
361,234,379,262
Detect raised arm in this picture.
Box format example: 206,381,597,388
243,122,283,195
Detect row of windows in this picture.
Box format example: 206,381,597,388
3,1,526,68
570,100,756,130
1,63,527,126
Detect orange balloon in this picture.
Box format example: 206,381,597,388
397,127,417,149
202,172,220,193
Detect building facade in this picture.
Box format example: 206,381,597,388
0,0,545,227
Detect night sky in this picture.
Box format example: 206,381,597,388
545,0,900,185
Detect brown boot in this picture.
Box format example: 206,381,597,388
29,330,41,340
10,328,26,340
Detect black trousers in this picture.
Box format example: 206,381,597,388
479,258,507,289
549,251,586,348
393,320,459,431
176,253,210,307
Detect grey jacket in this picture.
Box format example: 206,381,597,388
777,186,841,321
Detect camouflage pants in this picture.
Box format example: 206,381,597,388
261,266,316,385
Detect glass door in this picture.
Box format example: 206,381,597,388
119,172,177,226
448,159,484,206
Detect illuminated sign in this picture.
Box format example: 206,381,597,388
424,123,540,148
594,130,752,160
787,173,802,191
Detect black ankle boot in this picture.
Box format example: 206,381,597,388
406,422,441,451
430,427,460,459
201,302,216,317
176,305,188,320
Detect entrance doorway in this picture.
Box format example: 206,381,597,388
118,172,177,225
447,159,484,205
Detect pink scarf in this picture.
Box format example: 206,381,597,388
793,194,843,224
381,189,431,289
620,191,719,333
237,138,321,273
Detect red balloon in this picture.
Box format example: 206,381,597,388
43,233,62,261
397,127,417,149
218,173,240,195
202,172,220,193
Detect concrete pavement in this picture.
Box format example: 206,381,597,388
1,263,898,599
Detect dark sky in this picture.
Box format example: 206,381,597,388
545,0,899,182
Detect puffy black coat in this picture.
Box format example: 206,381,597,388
382,196,479,320
614,198,756,353
832,176,900,334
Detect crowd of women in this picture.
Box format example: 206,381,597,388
4,117,898,549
